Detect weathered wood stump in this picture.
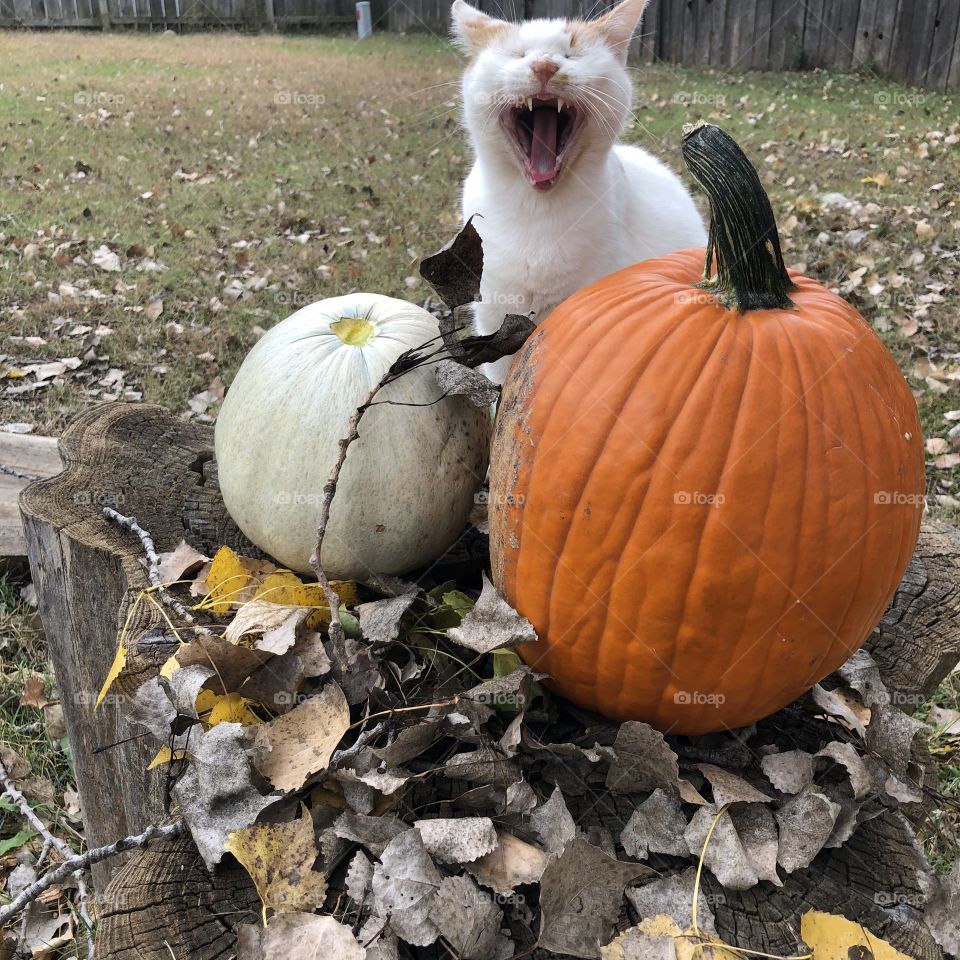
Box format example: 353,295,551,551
20,403,960,959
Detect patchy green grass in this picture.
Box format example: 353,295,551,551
0,31,958,897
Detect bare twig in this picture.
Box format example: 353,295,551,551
0,462,40,481
309,382,381,646
102,508,216,638
0,820,185,926
0,756,95,956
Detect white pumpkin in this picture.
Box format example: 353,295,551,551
215,293,490,579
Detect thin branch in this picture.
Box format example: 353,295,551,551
0,820,185,926
0,462,40,481
102,508,216,638
309,384,380,647
0,756,94,956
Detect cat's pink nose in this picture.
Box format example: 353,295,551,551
530,59,559,84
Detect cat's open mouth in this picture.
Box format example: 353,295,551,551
502,97,583,191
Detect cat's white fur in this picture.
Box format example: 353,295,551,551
452,0,707,382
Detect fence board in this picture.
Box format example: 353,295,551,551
927,0,960,89
0,0,958,91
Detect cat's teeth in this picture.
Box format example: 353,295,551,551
557,100,563,112
527,98,533,112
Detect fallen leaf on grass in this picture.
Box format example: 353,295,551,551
19,675,50,709
253,683,349,792
226,808,328,916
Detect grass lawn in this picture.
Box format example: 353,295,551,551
1,28,959,935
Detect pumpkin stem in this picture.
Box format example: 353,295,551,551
681,122,795,312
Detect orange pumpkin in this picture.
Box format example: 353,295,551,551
489,124,924,735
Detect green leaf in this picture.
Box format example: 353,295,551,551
0,829,37,856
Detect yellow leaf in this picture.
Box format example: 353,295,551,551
198,691,260,727
225,808,328,918
96,641,127,708
148,747,190,769
253,572,358,628
862,172,892,188
801,910,917,960
159,654,180,679
205,546,254,614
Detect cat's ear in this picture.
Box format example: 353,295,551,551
590,0,650,60
451,0,508,54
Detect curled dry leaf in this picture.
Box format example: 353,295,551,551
173,722,278,870
606,721,680,795
252,683,350,793
696,764,770,806
414,817,498,864
620,788,688,860
447,573,537,654
371,828,442,947
773,786,841,873
683,806,758,890
156,539,207,583
435,358,500,408
530,787,577,858
225,808,328,916
225,600,311,655
345,851,374,903
760,750,815,795
625,868,717,936
467,831,549,894
538,838,652,959
427,874,510,960
237,913,364,960
334,812,406,859
419,216,483,311
355,590,419,646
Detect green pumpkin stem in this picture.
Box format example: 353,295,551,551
681,121,795,312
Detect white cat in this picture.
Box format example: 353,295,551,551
452,0,707,382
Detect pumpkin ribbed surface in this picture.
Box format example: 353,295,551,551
489,249,924,734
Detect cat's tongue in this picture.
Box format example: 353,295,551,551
530,106,559,183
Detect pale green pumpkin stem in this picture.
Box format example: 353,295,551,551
681,121,795,312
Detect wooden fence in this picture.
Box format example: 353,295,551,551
0,0,957,91
388,0,960,91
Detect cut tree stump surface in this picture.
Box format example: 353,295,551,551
19,403,960,958
0,432,60,557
